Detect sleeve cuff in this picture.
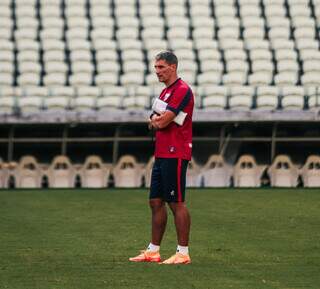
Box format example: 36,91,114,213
166,105,179,115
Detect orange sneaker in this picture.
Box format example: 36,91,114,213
129,250,161,263
160,252,191,265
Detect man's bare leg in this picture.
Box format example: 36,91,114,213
150,198,167,245
160,202,191,264
168,202,191,246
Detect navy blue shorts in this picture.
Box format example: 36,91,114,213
149,158,189,203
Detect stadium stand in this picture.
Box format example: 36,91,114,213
0,0,320,188
0,0,320,111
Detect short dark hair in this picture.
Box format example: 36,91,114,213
155,51,178,66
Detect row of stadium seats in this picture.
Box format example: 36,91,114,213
1,0,320,88
1,154,319,188
0,86,319,113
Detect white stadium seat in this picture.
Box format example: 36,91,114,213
0,158,9,188
256,86,279,110
201,155,233,187
268,155,299,187
186,158,202,187
144,156,154,188
233,155,266,187
47,155,77,188
300,155,320,187
113,155,143,187
14,156,43,188
79,155,111,188
202,86,227,110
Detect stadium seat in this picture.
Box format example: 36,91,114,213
201,154,233,187
186,158,202,187
274,73,298,86
193,26,215,40
140,5,161,17
120,73,144,86
97,96,122,110
200,60,223,75
79,155,111,188
72,97,96,112
307,87,320,110
267,155,299,187
75,86,101,98
123,86,152,109
69,73,93,87
19,97,43,114
0,74,14,87
202,86,228,110
222,73,247,86
17,73,41,86
47,155,77,188
251,60,274,75
113,155,143,188
229,86,254,110
233,155,266,187
50,86,75,98
23,87,48,98
44,96,70,111
14,156,43,188
256,86,279,110
144,156,154,188
197,72,221,86
95,73,118,86
280,86,305,110
248,73,273,86
300,155,320,187
0,158,9,188
43,73,67,86
145,73,160,86
0,96,16,114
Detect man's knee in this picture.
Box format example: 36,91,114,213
168,202,187,214
149,198,165,211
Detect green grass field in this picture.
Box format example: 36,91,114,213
0,188,319,289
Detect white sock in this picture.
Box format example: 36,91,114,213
147,243,160,252
177,245,189,255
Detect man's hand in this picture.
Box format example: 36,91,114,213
148,114,160,130
148,110,176,130
153,110,176,129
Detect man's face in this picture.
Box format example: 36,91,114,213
154,59,176,83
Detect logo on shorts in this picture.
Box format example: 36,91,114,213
169,146,176,153
170,190,175,196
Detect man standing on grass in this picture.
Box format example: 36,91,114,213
129,51,194,265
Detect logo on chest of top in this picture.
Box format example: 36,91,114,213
169,146,176,153
163,93,171,101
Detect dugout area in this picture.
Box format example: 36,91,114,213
1,116,320,166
